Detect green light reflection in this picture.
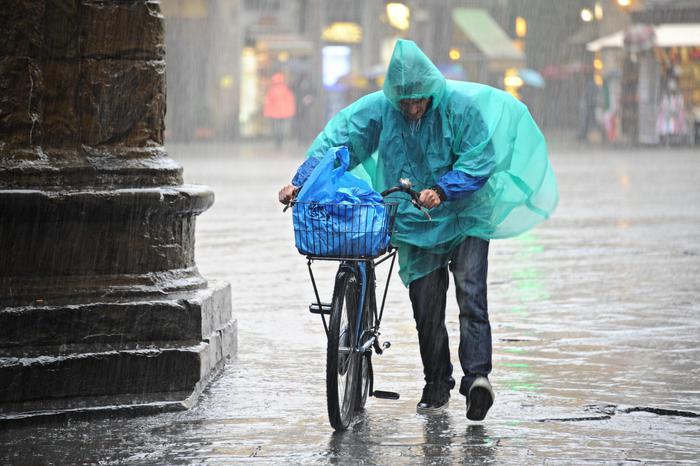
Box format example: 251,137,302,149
500,232,548,395
503,381,538,391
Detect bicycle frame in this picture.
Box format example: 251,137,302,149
305,249,398,350
286,182,421,428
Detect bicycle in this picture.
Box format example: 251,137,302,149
286,179,428,430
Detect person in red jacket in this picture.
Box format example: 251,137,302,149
263,73,297,148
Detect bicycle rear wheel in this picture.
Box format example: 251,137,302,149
327,266,360,430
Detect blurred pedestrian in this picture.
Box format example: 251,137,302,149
279,40,557,421
293,73,315,143
656,78,687,146
578,68,598,141
264,73,296,148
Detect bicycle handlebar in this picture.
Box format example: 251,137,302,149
381,181,432,221
380,185,421,201
284,179,431,220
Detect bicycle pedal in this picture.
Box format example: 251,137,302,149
373,390,400,400
309,302,331,315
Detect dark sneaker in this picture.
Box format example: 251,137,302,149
466,376,494,421
416,382,450,414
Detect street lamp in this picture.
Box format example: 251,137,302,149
594,2,604,20
515,16,527,38
386,3,410,31
580,8,593,22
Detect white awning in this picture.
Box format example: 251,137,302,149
654,24,700,47
586,31,624,52
586,23,700,51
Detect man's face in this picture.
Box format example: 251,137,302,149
399,98,430,120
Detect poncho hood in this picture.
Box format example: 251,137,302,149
383,39,446,110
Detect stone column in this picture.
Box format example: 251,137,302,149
0,0,236,423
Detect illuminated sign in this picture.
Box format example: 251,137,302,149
322,46,351,87
322,22,363,44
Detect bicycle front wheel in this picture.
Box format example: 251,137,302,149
327,266,360,431
355,284,375,412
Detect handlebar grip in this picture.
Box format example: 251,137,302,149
381,185,432,221
282,191,298,212
380,186,420,201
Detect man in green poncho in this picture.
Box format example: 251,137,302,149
279,40,558,420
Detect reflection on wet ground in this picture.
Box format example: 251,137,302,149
1,142,699,464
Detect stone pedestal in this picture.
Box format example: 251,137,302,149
0,1,236,423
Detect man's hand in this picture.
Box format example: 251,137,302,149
419,189,441,209
278,184,298,204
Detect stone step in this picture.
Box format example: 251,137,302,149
0,282,231,348
0,320,236,405
0,392,193,427
0,396,191,428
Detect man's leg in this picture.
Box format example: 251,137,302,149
450,237,492,397
409,266,454,411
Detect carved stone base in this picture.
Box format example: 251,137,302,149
0,282,236,425
0,185,236,424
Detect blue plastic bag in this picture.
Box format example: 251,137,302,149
293,147,391,258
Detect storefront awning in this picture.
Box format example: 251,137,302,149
654,24,700,47
452,8,525,68
586,31,624,52
587,23,700,51
248,33,314,53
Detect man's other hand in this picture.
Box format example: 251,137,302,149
278,184,298,204
419,189,441,209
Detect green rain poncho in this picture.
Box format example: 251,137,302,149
304,39,558,285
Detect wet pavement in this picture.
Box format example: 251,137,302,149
2,140,699,464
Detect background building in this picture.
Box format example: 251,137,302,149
585,0,700,144
159,0,698,147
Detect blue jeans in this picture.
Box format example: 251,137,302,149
408,237,491,396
